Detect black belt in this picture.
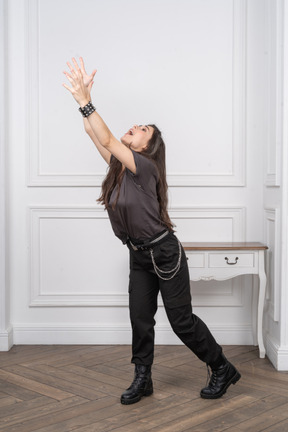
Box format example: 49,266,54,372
129,230,170,251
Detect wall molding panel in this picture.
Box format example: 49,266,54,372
189,279,243,308
29,206,246,307
264,207,280,322
29,206,128,308
26,0,247,187
265,0,283,187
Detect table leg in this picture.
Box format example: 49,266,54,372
258,250,267,358
252,274,258,346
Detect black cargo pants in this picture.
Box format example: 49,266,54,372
128,232,222,366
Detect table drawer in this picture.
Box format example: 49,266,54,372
209,253,255,268
186,253,205,268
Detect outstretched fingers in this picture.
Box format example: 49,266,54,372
62,82,73,92
64,63,83,86
66,61,75,74
63,70,74,82
79,57,86,73
63,58,92,105
72,57,82,73
79,57,97,74
91,69,97,79
62,69,80,94
66,61,80,80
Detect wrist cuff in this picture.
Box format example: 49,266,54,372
79,101,96,118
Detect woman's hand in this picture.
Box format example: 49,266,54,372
63,57,96,107
79,57,97,87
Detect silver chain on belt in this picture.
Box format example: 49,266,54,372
149,239,182,281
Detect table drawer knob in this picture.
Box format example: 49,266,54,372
225,256,239,265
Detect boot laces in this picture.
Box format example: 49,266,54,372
131,369,149,389
206,365,218,388
132,375,143,388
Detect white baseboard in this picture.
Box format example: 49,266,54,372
265,334,288,371
0,326,14,351
9,324,288,370
12,323,253,346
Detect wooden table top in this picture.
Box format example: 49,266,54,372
182,242,268,251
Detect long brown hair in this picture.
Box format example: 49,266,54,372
97,124,174,231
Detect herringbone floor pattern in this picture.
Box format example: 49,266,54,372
0,345,288,432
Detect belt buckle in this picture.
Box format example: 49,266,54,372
130,241,138,251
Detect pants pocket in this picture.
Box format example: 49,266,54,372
152,234,180,273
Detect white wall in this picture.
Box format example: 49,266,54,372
2,0,286,369
0,0,12,351
263,0,288,371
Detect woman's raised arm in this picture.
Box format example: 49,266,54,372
63,58,136,173
82,117,112,165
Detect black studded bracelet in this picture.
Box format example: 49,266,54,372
78,101,96,118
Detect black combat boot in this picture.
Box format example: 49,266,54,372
120,364,153,405
200,354,241,399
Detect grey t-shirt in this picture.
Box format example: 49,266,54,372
107,150,166,244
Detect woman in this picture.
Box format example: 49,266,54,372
63,58,241,405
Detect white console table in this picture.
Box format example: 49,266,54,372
182,242,268,358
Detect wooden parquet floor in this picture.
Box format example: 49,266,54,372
0,345,288,432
